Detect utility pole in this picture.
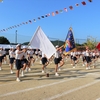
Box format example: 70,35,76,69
15,30,17,44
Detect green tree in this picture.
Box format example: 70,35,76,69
0,36,10,44
84,36,97,50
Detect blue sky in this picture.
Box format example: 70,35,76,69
0,0,100,44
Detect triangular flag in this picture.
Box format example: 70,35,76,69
38,17,40,20
41,16,44,18
81,1,86,5
26,22,28,24
33,19,36,22
59,10,63,13
88,0,92,2
64,8,68,12
23,22,25,24
52,12,55,16
29,20,32,23
55,11,59,14
47,13,50,16
75,3,79,7
69,6,73,10
29,26,56,59
64,27,75,53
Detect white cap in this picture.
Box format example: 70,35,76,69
16,44,21,48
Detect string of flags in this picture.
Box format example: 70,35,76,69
0,0,92,33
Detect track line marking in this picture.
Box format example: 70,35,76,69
44,80,100,100
0,77,82,97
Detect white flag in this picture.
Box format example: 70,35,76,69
29,26,56,59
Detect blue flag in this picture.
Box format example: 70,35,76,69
65,28,75,52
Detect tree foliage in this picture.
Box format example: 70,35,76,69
0,36,10,44
84,36,97,50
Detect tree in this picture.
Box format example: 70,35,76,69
0,36,10,44
84,36,97,50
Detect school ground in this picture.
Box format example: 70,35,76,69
0,57,100,100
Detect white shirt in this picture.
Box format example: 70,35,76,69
92,52,95,56
70,52,73,56
86,50,89,56
28,50,34,57
9,51,15,58
23,52,28,59
35,51,38,54
39,51,42,55
55,51,60,58
82,51,86,56
72,52,76,57
15,50,23,59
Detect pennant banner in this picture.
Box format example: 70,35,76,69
0,0,92,32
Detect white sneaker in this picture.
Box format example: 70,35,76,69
83,64,85,66
25,68,28,72
16,78,20,82
42,70,45,73
88,66,91,69
13,64,16,69
58,68,61,71
28,68,31,71
0,67,1,70
55,73,59,76
21,71,24,77
10,70,14,74
73,66,75,68
86,67,89,70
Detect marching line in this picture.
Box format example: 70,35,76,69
44,80,100,100
0,76,85,97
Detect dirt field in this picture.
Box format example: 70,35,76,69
0,57,100,100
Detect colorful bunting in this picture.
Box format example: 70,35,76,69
33,19,36,22
59,10,63,13
69,6,73,10
55,11,59,14
81,1,86,5
41,16,44,18
26,22,28,24
52,12,55,16
64,8,68,12
88,0,92,2
0,0,93,33
38,17,40,20
47,13,50,16
29,20,31,23
75,3,79,6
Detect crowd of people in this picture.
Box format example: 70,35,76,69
0,44,100,82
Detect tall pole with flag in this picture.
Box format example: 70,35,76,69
64,27,76,54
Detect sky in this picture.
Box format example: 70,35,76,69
0,0,100,44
